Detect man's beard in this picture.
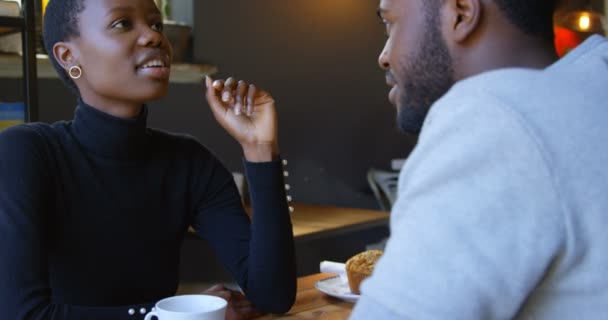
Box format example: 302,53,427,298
396,18,454,134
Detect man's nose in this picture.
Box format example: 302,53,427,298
378,45,390,70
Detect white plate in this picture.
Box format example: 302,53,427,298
314,276,360,303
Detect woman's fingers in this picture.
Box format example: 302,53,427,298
203,284,225,293
246,84,256,116
235,80,248,116
225,292,265,320
212,79,224,90
222,77,238,105
201,283,232,301
231,299,254,309
206,76,270,119
205,76,230,120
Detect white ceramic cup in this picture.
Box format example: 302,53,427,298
144,295,227,320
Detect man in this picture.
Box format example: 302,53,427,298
351,0,608,319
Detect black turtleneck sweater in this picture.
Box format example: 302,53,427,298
0,101,296,320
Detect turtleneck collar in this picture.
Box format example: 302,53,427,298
71,99,150,160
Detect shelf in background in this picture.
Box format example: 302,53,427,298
0,7,23,34
0,15,23,30
0,54,217,84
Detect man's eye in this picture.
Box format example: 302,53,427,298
112,19,132,29
151,22,164,32
383,22,390,36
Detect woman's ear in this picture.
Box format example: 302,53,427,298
52,42,79,69
444,0,481,43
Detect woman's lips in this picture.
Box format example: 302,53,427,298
137,66,171,80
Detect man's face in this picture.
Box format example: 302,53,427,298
378,0,454,133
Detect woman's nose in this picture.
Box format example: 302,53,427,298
138,27,163,47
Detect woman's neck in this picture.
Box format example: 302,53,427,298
79,91,144,119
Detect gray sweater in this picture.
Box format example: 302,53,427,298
352,35,608,319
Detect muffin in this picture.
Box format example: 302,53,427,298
345,250,383,294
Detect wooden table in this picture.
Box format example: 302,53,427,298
180,203,388,285
255,273,354,320
288,203,389,241
188,203,389,240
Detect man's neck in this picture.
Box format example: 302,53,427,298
456,34,559,81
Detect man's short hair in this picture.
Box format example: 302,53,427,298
425,0,559,40
494,0,559,40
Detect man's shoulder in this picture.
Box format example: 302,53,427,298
550,35,608,70
438,35,608,106
453,68,543,100
425,68,543,128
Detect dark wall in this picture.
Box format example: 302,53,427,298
0,0,415,209
559,0,605,11
191,0,415,208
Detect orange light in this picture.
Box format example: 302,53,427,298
555,9,606,34
578,13,591,31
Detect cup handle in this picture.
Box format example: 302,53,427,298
143,311,158,320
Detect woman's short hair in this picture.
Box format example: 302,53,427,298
42,0,86,95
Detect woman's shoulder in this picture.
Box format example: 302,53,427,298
0,123,55,148
0,123,64,165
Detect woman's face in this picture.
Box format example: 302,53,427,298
70,0,173,108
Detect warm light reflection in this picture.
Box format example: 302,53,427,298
287,0,367,29
578,14,591,31
555,9,606,34
42,0,49,15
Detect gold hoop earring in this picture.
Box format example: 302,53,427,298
69,66,82,79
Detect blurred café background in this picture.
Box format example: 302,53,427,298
1,0,606,210
1,0,606,282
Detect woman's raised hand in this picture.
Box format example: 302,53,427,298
205,76,279,162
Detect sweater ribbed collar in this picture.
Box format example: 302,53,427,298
71,99,149,160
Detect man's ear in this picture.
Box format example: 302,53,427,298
52,42,79,70
444,0,481,43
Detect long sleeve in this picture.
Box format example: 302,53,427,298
242,160,297,312
0,125,154,320
351,87,565,319
192,156,296,314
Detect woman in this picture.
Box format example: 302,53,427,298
0,0,296,319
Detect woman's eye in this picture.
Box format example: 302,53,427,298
151,22,164,32
112,19,132,29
